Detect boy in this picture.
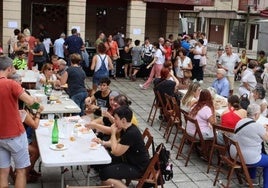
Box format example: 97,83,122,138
13,50,27,70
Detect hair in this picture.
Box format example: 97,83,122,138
16,50,24,56
182,82,200,106
71,28,77,34
144,37,150,41
51,55,58,60
152,42,160,49
113,105,133,122
242,49,246,53
60,33,66,38
190,89,214,117
254,84,266,99
35,35,44,42
58,59,67,65
97,43,106,54
14,29,20,35
198,39,204,45
168,34,173,39
225,43,233,49
9,73,21,83
109,91,120,98
41,63,53,73
248,60,257,69
99,77,111,85
23,28,31,37
114,94,132,106
70,53,82,65
160,67,170,79
217,68,226,77
259,50,265,56
163,61,172,68
0,55,13,70
178,47,187,56
134,40,140,46
17,34,25,41
247,104,260,119
227,95,241,110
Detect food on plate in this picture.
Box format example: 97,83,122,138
56,143,64,149
90,142,98,148
61,84,68,88
43,121,53,126
79,127,90,134
74,124,82,128
214,97,227,107
70,136,76,141
56,99,61,104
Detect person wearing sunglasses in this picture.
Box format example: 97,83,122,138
36,63,58,89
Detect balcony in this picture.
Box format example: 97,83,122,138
143,0,214,6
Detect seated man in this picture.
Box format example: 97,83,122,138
94,106,150,187
211,68,229,98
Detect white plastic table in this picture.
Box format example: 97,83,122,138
36,119,111,188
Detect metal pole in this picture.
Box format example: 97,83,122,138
244,6,250,49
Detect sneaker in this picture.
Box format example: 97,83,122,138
246,179,259,186
199,80,203,84
193,79,197,82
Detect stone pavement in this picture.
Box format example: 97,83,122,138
9,46,260,188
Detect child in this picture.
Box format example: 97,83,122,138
13,50,27,70
262,63,268,90
130,40,142,81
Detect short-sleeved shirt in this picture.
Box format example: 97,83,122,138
218,53,241,77
67,66,87,97
0,78,25,138
231,118,265,164
186,106,213,137
176,56,191,78
154,49,165,65
240,68,257,91
54,38,65,58
120,125,150,172
33,43,47,63
64,35,83,55
93,90,111,116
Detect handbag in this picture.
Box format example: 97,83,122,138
143,55,154,65
183,70,192,78
199,56,207,67
239,93,250,110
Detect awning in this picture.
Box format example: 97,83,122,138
260,10,268,17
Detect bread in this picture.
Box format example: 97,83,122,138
56,144,64,149
90,142,98,148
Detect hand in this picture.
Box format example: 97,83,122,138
111,123,118,135
91,137,102,144
233,69,238,74
146,65,150,69
86,122,97,129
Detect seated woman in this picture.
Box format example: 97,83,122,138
86,94,137,141
231,104,268,186
250,84,267,117
181,82,201,112
186,89,216,139
85,77,111,117
36,63,59,89
221,95,247,129
94,106,150,187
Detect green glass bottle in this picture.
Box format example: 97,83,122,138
52,115,59,144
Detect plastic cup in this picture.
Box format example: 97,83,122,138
101,107,108,116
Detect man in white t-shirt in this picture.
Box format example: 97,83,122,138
54,33,66,59
218,43,242,95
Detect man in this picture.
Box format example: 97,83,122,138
54,33,66,59
105,35,120,79
64,28,83,56
218,43,242,95
0,55,41,188
95,32,105,49
211,68,230,98
238,60,257,96
98,106,150,187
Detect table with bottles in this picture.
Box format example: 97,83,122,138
36,117,111,188
27,89,81,115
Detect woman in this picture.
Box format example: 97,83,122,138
23,29,36,70
139,42,165,90
221,95,247,129
94,106,150,187
191,39,206,83
91,43,113,94
31,35,48,71
13,33,29,59
250,84,268,117
120,38,132,79
174,48,193,85
61,53,88,116
181,82,201,112
231,104,268,187
186,89,216,139
36,63,58,89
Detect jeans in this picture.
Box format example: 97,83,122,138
71,91,88,116
248,154,268,188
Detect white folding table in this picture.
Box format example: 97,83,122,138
36,120,111,188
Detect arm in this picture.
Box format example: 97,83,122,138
110,124,129,156
23,106,44,129
90,55,97,71
146,56,157,69
107,56,114,70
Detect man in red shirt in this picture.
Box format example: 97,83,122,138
0,55,40,188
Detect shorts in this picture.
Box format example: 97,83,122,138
227,76,234,90
99,163,142,181
0,132,30,169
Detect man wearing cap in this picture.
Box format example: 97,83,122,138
218,43,242,95
212,68,230,98
54,33,66,59
0,55,41,188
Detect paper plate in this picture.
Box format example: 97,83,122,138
65,105,77,109
49,144,68,151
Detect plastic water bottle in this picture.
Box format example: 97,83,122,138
52,115,59,144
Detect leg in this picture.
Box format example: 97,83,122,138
15,168,27,188
128,63,132,77
124,63,129,78
0,168,10,188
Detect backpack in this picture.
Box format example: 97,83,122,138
239,93,250,110
156,143,173,181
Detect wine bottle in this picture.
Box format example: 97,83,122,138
52,115,59,144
